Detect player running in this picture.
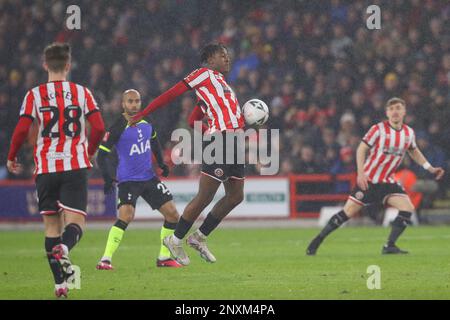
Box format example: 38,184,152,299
131,43,245,265
6,43,106,297
96,89,182,269
306,97,445,255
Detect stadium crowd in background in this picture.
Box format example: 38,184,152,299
1,0,449,198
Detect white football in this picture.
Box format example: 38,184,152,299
242,99,269,126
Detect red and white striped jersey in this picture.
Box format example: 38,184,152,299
183,67,244,133
19,81,99,175
362,121,417,184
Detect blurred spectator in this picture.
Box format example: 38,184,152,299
296,145,324,174
330,146,356,193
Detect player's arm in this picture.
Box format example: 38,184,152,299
356,141,370,190
86,111,106,158
84,88,106,157
131,81,190,122
188,104,207,133
97,121,125,194
407,147,445,180
7,90,35,174
7,117,33,174
97,148,118,195
132,68,209,123
150,129,169,177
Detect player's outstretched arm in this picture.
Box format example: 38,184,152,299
356,142,370,190
408,147,445,180
150,130,169,177
131,81,190,123
7,116,33,174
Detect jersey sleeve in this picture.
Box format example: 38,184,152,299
362,124,380,147
19,90,36,120
84,87,100,117
99,118,126,153
408,129,417,150
140,116,157,140
151,127,157,140
183,68,210,89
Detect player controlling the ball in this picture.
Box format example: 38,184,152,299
96,89,183,269
130,43,246,265
306,97,445,255
6,43,106,298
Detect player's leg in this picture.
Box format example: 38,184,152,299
187,177,244,263
156,200,182,267
140,177,182,267
43,213,67,297
98,182,142,269
52,169,88,282
382,194,415,254
164,174,221,265
306,197,363,255
97,205,135,269
36,172,67,297
142,177,181,267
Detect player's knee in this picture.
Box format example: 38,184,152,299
119,205,135,223
163,207,179,223
343,201,360,218
44,222,62,237
227,191,244,207
64,213,86,230
195,193,215,208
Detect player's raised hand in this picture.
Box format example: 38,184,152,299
6,158,23,175
429,167,445,180
160,164,170,177
357,173,369,191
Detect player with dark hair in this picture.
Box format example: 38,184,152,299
96,89,182,269
306,97,445,255
7,42,106,297
131,43,245,265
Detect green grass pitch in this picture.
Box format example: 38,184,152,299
1,226,449,299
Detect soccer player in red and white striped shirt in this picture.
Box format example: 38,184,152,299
307,97,444,255
6,43,105,297
130,43,245,265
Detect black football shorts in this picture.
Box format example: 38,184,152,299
35,169,88,216
348,182,407,206
117,177,173,210
201,131,245,182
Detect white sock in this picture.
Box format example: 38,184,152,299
196,229,207,239
101,256,111,263
172,235,182,245
55,282,67,290
61,244,69,256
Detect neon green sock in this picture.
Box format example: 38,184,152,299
102,226,125,260
159,226,175,259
